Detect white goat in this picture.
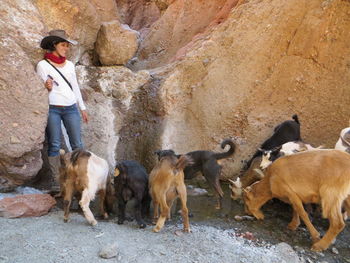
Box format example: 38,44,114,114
335,127,350,153
260,141,322,169
60,149,110,226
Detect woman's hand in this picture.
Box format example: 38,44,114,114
81,110,89,123
45,78,53,91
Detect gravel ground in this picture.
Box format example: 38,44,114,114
0,210,303,263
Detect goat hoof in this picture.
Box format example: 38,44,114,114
287,223,298,231
103,213,109,220
117,220,124,225
152,227,160,233
63,218,69,223
183,228,191,233
91,220,98,226
139,223,147,229
311,242,327,252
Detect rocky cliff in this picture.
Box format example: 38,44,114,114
0,0,349,190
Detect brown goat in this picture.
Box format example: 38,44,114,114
243,149,350,251
59,149,109,226
149,153,192,233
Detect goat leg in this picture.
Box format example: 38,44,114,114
117,199,126,225
134,196,146,228
98,189,108,219
79,189,97,226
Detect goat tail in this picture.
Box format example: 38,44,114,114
70,149,91,166
213,139,236,160
176,155,193,171
292,114,300,124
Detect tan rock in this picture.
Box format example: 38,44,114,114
0,194,56,218
95,21,139,66
149,0,350,177
35,0,118,63
0,19,48,190
0,0,46,64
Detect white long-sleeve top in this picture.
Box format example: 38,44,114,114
36,60,86,110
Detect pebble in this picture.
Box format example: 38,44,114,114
10,136,20,144
99,242,119,259
234,215,255,221
293,246,305,253
331,247,339,255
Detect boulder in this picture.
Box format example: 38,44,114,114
35,0,118,63
0,194,56,218
95,21,139,66
0,36,48,191
0,0,47,64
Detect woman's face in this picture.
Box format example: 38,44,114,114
53,41,70,57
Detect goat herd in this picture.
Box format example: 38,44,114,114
57,114,350,252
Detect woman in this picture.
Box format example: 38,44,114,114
36,30,88,193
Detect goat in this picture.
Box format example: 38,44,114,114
155,139,236,209
229,156,264,200
259,141,322,169
335,127,350,153
243,149,350,251
245,114,301,169
149,153,192,233
113,160,151,228
59,149,109,226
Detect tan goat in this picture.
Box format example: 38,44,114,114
149,153,192,233
243,149,350,251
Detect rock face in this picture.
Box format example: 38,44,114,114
95,21,139,66
148,0,350,177
0,1,48,192
76,65,150,167
132,0,240,69
0,194,56,218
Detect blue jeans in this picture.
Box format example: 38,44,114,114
47,104,83,157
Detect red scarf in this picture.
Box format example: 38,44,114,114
44,52,66,64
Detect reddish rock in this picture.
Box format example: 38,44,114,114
0,194,56,218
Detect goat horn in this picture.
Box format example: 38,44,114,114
253,168,265,178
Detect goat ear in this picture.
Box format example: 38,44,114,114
114,168,120,177
253,168,265,179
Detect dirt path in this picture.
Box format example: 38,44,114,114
0,184,349,263
0,209,303,263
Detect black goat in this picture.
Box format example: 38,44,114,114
245,114,301,169
113,160,151,228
